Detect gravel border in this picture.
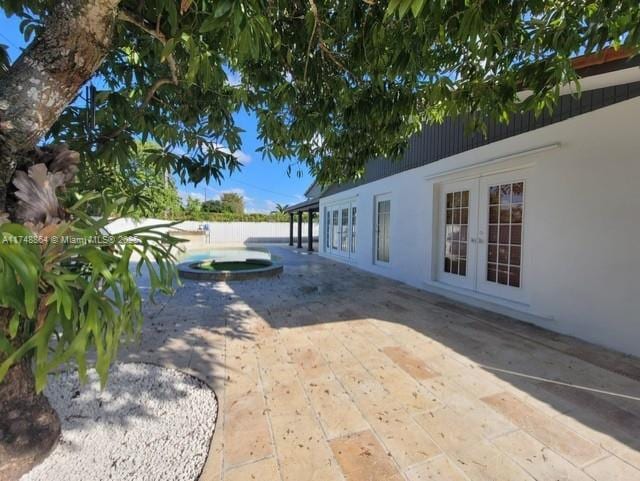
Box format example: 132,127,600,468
21,363,218,481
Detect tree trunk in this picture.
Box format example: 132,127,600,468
0,0,122,477
0,0,122,211
0,359,60,481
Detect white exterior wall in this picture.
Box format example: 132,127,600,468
319,96,640,357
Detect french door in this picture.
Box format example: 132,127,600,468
437,171,527,302
326,201,357,258
438,179,478,289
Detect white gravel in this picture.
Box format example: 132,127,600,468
21,363,217,481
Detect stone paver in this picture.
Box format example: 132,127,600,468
404,455,468,481
330,430,403,481
584,455,640,481
492,430,594,481
482,392,604,467
128,246,640,481
223,457,281,481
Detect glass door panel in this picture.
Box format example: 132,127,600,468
438,179,477,289
477,172,528,302
340,207,349,252
331,209,339,251
375,197,390,263
350,206,357,253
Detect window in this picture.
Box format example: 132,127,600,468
351,206,357,253
331,209,339,249
487,182,524,287
376,198,390,263
325,209,330,249
444,190,469,276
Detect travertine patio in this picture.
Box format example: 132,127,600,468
125,246,640,481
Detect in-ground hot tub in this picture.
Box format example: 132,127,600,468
177,247,283,281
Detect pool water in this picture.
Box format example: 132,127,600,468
180,247,272,263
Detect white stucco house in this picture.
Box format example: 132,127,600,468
288,49,640,357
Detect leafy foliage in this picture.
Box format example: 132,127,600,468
219,192,244,214
2,0,638,187
201,199,223,213
74,142,183,219
271,203,290,214
184,192,246,218
182,195,203,219
0,194,182,390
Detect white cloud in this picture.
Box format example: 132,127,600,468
209,143,251,165
232,150,251,164
178,191,205,203
239,197,276,214
206,187,248,199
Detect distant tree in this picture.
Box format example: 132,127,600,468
201,199,223,213
220,192,244,214
271,203,290,214
76,142,182,219
183,195,203,219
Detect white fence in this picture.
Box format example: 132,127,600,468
106,218,319,245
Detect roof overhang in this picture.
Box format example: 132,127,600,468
284,198,320,213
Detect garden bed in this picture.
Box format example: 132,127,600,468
20,363,217,481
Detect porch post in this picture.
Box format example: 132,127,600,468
307,209,314,251
289,213,294,246
297,211,303,248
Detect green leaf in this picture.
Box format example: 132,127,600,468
8,312,20,338
0,333,14,355
385,0,403,17
411,0,426,17
213,1,233,18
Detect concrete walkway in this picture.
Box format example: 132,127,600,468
123,246,640,481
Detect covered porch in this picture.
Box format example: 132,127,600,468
284,198,319,252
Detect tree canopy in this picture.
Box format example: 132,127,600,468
76,141,183,218
219,192,244,214
1,0,638,189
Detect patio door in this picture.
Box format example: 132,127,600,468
437,171,528,302
476,173,527,302
325,200,357,258
438,179,478,289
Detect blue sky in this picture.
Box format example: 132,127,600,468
0,10,313,213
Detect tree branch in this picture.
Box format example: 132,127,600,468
117,8,178,85
303,0,354,82
303,0,320,82
95,9,182,144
